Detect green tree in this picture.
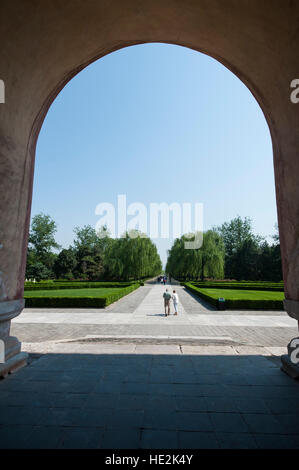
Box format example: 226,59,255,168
216,216,262,279
26,213,60,280
72,225,105,280
201,230,225,280
166,230,224,281
104,230,162,281
257,225,282,281
54,248,77,280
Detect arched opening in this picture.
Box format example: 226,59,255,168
30,42,277,281
1,3,299,448
18,42,294,351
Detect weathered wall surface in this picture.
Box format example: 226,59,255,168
0,0,298,316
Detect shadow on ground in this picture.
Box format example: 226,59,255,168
0,352,299,449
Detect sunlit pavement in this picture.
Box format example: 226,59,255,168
1,283,298,449
12,284,298,346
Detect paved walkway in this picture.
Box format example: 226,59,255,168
11,284,298,346
1,283,299,449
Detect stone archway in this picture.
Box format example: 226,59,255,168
0,0,299,375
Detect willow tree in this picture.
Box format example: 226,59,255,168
104,230,162,281
201,230,225,280
166,230,224,281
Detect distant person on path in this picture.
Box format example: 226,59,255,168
163,276,166,285
163,289,171,316
172,290,179,316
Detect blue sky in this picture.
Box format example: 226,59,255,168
33,43,277,266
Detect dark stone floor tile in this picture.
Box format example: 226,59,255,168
23,426,63,449
234,398,271,414
176,412,212,432
254,433,299,449
205,397,238,413
175,397,207,412
242,413,287,434
60,426,104,449
141,430,178,449
85,393,119,409
216,432,258,449
107,409,144,429
210,413,249,433
0,425,33,449
275,414,299,434
178,431,219,449
101,428,141,449
143,410,177,430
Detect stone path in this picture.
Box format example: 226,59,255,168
1,342,299,449
1,283,299,449
11,284,298,346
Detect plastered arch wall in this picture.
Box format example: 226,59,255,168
0,0,298,373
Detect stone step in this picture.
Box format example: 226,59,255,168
61,334,235,345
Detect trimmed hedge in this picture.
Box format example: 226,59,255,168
185,281,284,292
183,282,284,310
25,283,140,308
24,281,140,291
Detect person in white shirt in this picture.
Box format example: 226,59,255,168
172,290,179,316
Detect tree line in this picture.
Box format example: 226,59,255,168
166,216,282,281
26,213,162,281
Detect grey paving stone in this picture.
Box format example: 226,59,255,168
216,432,258,449
117,394,148,410
176,412,212,432
175,397,207,412
24,426,63,449
178,431,219,449
205,397,238,413
141,430,178,449
148,383,176,396
102,428,141,449
217,374,249,385
45,392,90,408
77,408,111,428
143,410,177,430
2,283,299,449
85,393,119,409
209,413,249,433
254,433,299,449
0,406,48,426
275,415,299,434
144,395,177,412
242,413,287,434
193,374,220,385
107,409,144,429
265,397,299,414
0,425,33,449
60,427,104,449
122,382,150,395
234,398,271,414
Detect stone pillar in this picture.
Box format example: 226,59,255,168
0,300,28,378
281,308,299,379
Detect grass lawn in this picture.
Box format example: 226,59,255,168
24,284,140,308
24,288,124,298
184,282,284,310
198,288,285,301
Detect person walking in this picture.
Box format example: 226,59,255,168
172,290,179,316
163,288,171,316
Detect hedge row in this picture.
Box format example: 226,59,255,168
189,283,284,292
25,283,140,308
183,282,284,310
184,281,284,292
24,281,141,291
